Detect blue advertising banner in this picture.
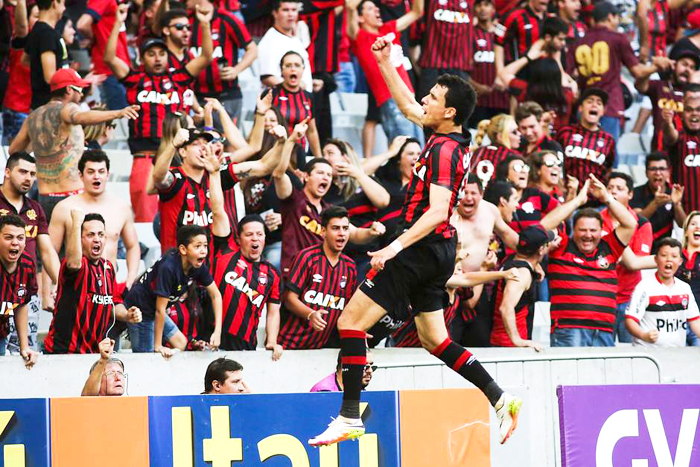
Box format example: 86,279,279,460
0,398,51,467
558,385,700,467
148,391,401,467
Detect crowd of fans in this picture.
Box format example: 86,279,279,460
0,0,699,377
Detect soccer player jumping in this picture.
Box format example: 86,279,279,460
309,36,522,447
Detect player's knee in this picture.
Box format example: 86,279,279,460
417,330,441,353
337,312,355,331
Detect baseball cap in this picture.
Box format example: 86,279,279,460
181,129,214,148
140,37,167,54
517,225,555,253
669,46,700,68
580,87,608,106
684,9,700,37
49,68,90,92
592,1,621,22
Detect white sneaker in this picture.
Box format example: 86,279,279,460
495,393,522,444
308,417,366,447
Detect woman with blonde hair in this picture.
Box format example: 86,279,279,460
83,104,118,149
470,114,522,187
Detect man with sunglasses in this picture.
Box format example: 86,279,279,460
104,2,215,223
9,69,140,225
310,350,375,392
161,9,194,72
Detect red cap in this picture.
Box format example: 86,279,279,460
49,69,90,92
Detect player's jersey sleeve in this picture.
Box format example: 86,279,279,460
625,283,649,323
632,218,653,256
220,162,240,190
429,140,460,189
86,0,110,21
221,12,252,48
605,230,628,260
153,260,178,298
193,265,214,287
157,168,187,198
269,267,282,304
286,249,311,295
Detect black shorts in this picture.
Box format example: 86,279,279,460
360,236,457,322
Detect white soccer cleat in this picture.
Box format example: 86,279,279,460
496,393,523,444
308,417,366,447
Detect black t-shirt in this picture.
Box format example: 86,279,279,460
26,21,65,109
630,183,674,251
124,250,214,320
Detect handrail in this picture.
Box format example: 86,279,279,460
375,352,663,383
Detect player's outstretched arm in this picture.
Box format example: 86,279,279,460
372,36,423,126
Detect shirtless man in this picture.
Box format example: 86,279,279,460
9,68,139,222
48,150,140,287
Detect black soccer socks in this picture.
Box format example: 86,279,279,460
431,337,504,407
339,329,366,419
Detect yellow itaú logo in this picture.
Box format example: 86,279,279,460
0,411,25,467
170,403,378,467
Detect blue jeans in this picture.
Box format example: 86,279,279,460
615,302,633,343
0,337,6,355
551,327,615,347
599,115,621,142
128,315,179,352
688,325,700,346
100,75,128,110
2,107,27,145
334,61,356,94
379,98,424,145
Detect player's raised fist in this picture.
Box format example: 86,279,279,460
371,36,392,63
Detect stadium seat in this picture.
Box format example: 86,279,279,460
105,149,133,182
134,222,161,268
630,164,648,186
116,259,146,283
533,301,550,347
616,164,631,177
617,133,645,166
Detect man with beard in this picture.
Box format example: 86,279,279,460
104,2,213,222
662,90,700,214
515,101,564,157
636,50,699,152
161,9,194,72
630,153,686,250
310,349,374,392
48,150,140,288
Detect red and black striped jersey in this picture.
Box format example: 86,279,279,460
565,19,586,42
0,253,37,339
511,188,559,234
167,49,193,73
522,135,564,159
278,243,357,349
646,0,669,58
418,0,473,71
167,301,199,342
300,0,345,73
677,249,700,304
401,132,471,242
471,26,509,110
391,294,461,347
490,257,536,346
122,68,195,153
212,245,281,349
265,85,314,136
470,143,520,186
668,130,700,213
44,257,118,354
375,178,407,239
157,166,239,251
556,124,616,187
189,9,252,98
494,6,543,63
549,229,627,332
644,80,683,152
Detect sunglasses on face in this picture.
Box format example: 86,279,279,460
647,166,668,172
364,364,377,372
170,23,191,31
210,136,227,145
69,85,84,94
512,164,530,173
543,159,561,168
107,123,117,130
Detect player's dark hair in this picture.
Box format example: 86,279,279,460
542,16,568,38
82,213,106,232
645,152,670,169
495,155,527,181
143,0,159,11
684,83,700,96
204,358,244,393
436,74,476,126
321,206,349,227
0,213,26,231
656,237,683,254
50,87,70,99
78,149,111,173
89,357,124,374
160,8,189,31
465,173,484,194
280,51,304,70
272,0,297,11
177,225,207,248
304,157,332,174
375,137,421,185
357,0,376,15
483,180,515,206
237,214,266,235
514,101,544,124
573,208,603,228
608,171,634,193
36,0,54,11
6,152,36,171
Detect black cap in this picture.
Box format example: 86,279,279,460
669,45,700,69
517,225,555,254
140,37,167,54
580,87,608,106
592,1,621,22
182,129,214,147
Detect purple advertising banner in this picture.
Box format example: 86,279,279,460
558,385,700,467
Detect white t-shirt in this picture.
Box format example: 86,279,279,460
626,274,700,347
256,25,313,92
